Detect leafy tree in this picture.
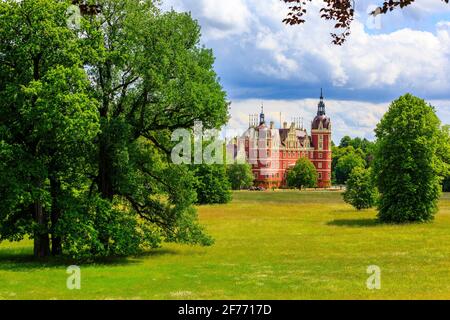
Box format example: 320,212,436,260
0,0,100,257
335,152,366,185
227,163,254,190
281,0,450,45
343,167,377,210
0,0,228,259
373,94,444,223
287,158,318,189
193,165,232,205
78,0,228,254
339,136,352,148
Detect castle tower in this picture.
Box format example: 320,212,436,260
311,89,332,188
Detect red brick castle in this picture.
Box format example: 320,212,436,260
240,91,332,188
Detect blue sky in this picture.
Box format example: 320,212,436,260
162,0,450,142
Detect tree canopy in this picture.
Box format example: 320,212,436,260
287,158,318,189
373,94,444,223
0,0,229,259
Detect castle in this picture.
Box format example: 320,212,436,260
240,91,332,189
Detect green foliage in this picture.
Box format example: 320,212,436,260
0,0,227,259
332,136,375,185
335,152,366,184
373,94,443,223
192,165,232,205
343,167,377,210
57,195,161,260
0,0,100,256
439,125,450,191
287,158,318,189
227,163,254,190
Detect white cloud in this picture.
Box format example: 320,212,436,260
164,0,450,96
163,0,251,40
162,0,450,139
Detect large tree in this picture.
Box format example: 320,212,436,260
0,0,229,259
281,0,450,44
78,0,229,255
0,0,100,257
373,94,444,223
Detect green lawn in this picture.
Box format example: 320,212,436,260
1,191,450,300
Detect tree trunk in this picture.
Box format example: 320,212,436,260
33,201,50,258
50,177,63,256
98,137,114,200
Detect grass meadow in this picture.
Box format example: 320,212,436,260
1,191,450,300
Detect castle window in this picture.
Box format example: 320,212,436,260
318,163,322,169
319,153,323,159
319,135,324,150
318,172,323,179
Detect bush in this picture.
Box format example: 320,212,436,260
192,164,232,204
287,158,318,189
227,163,254,190
343,167,377,210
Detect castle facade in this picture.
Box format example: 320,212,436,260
240,91,332,189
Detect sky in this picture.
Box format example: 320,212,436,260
161,0,450,143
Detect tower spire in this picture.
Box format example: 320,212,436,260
317,89,326,116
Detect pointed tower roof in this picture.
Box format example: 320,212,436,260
312,89,331,130
317,88,326,116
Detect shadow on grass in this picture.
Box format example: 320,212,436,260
0,247,178,272
327,218,381,228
